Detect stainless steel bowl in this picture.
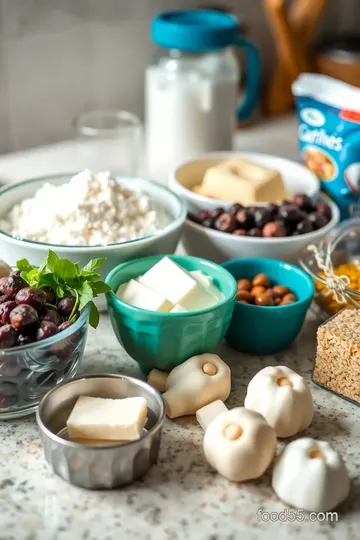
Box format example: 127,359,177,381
36,373,165,489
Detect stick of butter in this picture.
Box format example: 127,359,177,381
196,400,228,431
66,396,147,442
138,257,217,311
200,158,288,204
117,279,174,312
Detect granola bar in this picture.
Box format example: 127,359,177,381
314,308,360,405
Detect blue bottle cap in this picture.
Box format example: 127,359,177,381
151,10,239,52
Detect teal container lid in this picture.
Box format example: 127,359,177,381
151,10,239,52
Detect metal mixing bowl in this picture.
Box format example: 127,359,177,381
36,373,165,489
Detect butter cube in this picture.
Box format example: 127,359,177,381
138,257,217,311
117,279,174,312
189,270,223,301
201,158,288,204
66,396,147,442
196,400,228,431
170,304,188,313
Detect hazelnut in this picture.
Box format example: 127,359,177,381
262,221,286,238
255,293,274,306
274,297,282,305
272,285,289,298
251,285,266,297
237,279,252,292
236,290,253,303
252,273,269,288
283,293,297,303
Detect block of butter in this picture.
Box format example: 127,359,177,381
117,279,174,312
200,158,288,204
138,257,217,311
66,396,147,442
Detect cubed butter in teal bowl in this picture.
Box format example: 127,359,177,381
105,255,237,373
222,258,314,355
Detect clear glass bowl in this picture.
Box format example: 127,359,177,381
300,218,360,318
0,305,89,419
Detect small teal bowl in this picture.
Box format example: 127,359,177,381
106,255,237,373
222,258,314,355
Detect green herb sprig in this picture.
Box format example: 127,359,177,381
16,250,111,328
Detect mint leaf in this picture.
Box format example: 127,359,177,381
54,259,78,280
88,301,100,328
38,273,58,290
78,281,93,311
20,271,29,283
18,250,108,330
82,258,106,273
16,258,35,273
45,250,60,272
79,271,101,281
91,281,111,296
56,285,65,298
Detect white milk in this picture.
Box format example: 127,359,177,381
145,65,238,182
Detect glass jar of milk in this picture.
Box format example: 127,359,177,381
146,10,260,182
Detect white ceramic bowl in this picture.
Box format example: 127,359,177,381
0,174,186,281
182,193,340,265
169,151,320,213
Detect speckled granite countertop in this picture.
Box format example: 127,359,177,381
0,312,359,540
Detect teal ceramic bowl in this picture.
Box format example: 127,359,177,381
106,255,237,372
222,258,314,355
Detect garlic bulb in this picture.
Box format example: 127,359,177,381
163,353,231,419
272,438,350,512
203,407,276,482
244,365,314,437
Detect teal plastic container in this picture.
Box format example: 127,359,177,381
222,258,314,355
106,255,237,373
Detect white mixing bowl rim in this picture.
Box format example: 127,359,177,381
0,174,186,251
184,193,340,244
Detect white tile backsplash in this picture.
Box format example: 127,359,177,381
0,0,358,153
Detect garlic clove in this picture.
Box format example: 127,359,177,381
147,369,169,393
244,365,314,438
196,400,228,431
203,407,276,482
163,353,231,419
0,259,11,279
272,437,350,512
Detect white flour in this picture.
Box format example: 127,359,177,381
0,170,170,246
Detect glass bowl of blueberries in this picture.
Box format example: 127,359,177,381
0,252,109,419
